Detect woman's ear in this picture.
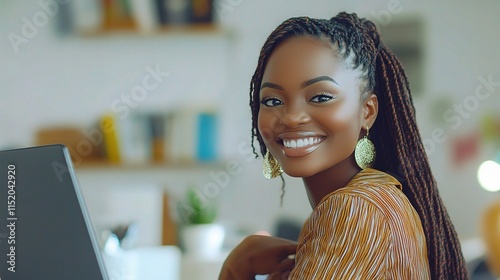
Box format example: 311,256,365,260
362,93,378,128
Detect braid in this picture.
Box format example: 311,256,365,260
374,44,468,278
250,11,468,279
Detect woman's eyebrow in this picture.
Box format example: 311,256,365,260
260,76,339,90
302,76,340,88
260,82,283,90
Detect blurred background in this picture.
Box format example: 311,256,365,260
1,0,500,279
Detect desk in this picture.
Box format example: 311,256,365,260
181,252,228,280
103,246,182,280
103,247,229,280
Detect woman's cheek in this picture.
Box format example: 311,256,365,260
258,111,275,143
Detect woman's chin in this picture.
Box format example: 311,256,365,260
282,167,319,178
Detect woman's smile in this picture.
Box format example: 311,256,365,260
278,131,326,158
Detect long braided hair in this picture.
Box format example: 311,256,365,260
249,12,468,279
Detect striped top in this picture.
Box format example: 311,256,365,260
287,168,430,279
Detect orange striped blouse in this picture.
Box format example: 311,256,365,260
287,168,430,279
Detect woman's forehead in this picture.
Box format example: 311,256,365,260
264,38,339,74
261,37,356,87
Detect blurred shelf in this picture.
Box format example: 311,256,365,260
74,159,229,188
76,159,226,171
157,23,221,33
78,23,226,37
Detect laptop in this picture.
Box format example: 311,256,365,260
0,144,109,280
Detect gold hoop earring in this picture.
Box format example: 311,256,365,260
263,150,283,179
355,126,376,169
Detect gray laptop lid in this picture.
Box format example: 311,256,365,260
0,144,108,280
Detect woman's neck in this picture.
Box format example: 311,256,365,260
302,157,361,208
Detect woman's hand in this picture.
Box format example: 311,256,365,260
218,234,297,280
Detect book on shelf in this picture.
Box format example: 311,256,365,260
196,111,217,161
65,0,216,34
97,107,218,165
156,0,214,25
167,108,218,163
100,114,122,163
168,109,197,163
115,113,151,164
101,0,136,30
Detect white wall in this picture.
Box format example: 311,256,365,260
2,0,500,244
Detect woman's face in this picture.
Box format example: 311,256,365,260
258,36,375,178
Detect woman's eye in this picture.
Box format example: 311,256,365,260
310,93,334,103
260,97,283,107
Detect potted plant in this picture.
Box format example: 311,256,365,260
179,188,225,259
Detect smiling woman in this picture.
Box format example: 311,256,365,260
258,36,376,179
219,11,468,280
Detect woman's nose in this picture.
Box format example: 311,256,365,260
278,109,311,128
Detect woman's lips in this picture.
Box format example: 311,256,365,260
282,137,323,148
277,132,325,158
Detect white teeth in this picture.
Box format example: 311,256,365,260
283,137,323,149
297,139,304,147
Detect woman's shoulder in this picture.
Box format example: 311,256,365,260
317,168,415,219
318,168,402,203
308,168,425,247
348,168,403,190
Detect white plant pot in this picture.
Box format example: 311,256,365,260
182,224,225,259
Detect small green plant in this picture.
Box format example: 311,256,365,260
184,188,217,224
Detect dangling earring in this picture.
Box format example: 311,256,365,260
263,150,283,179
355,126,376,169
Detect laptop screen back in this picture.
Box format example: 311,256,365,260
0,144,108,280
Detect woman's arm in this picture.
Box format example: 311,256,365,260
218,235,297,280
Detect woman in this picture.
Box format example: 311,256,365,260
219,12,468,279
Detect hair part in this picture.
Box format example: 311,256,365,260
249,12,467,279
